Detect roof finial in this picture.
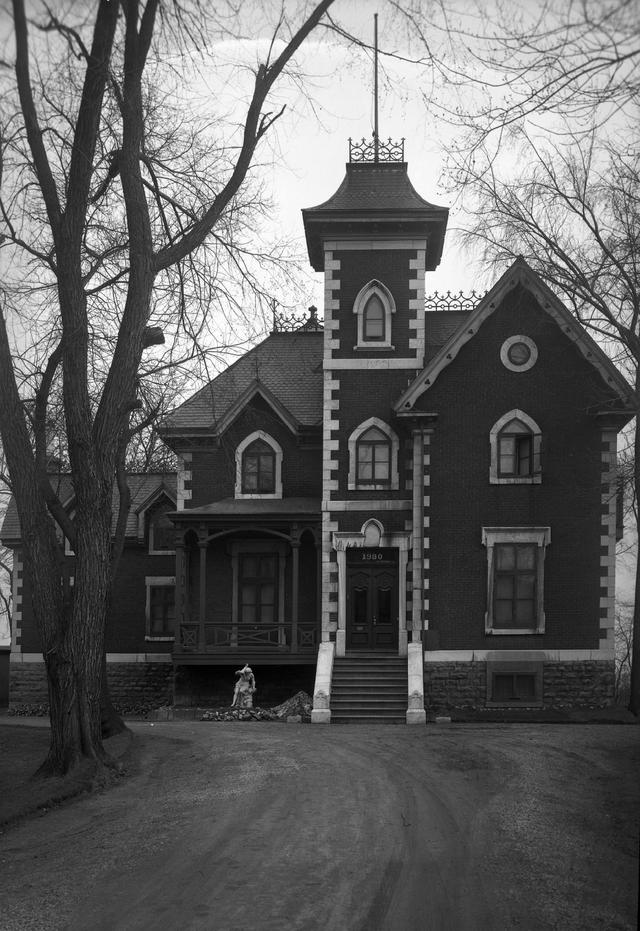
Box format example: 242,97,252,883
348,14,405,164
374,12,379,163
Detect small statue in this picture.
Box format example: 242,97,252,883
232,664,256,709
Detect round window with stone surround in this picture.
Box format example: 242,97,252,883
500,335,538,372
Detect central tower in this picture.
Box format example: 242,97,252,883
302,139,448,660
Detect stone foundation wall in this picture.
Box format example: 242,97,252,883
425,661,487,712
425,660,615,712
542,661,614,709
9,662,173,709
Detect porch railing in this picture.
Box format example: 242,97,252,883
176,620,319,654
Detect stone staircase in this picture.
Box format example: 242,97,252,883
330,653,407,724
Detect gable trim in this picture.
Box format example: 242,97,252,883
395,258,636,413
215,379,299,437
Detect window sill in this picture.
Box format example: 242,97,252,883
490,476,542,485
348,483,398,492
149,549,176,556
353,344,395,351
486,628,544,636
235,492,283,500
145,635,175,642
486,700,543,709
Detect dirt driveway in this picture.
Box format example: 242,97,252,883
0,721,638,931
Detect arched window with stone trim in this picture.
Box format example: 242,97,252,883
348,418,400,490
490,410,542,484
353,279,396,349
235,431,283,498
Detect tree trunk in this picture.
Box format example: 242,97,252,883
629,392,640,715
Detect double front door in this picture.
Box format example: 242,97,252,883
346,551,398,650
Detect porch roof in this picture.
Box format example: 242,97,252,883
170,497,321,521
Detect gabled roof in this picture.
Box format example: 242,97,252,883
302,162,449,271
1,473,177,545
395,257,636,417
160,330,324,442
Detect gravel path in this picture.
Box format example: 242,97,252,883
0,722,638,930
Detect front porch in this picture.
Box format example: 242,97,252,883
170,497,322,665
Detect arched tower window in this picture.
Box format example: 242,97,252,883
357,427,391,484
353,280,396,349
348,418,400,490
235,431,283,498
490,410,542,484
363,293,385,341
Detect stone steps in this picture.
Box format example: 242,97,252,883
331,654,407,724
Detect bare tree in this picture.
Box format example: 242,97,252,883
0,0,335,776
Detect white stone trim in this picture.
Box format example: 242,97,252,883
500,335,538,372
600,429,618,654
8,549,21,653
327,358,425,370
423,649,616,662
323,499,412,511
408,249,426,367
177,452,192,508
326,239,430,251
234,430,283,499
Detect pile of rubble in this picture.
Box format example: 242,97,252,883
200,690,313,723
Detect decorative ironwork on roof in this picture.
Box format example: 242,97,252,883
349,135,405,163
425,290,486,312
272,304,323,333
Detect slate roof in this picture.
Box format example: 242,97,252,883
308,162,444,212
424,311,472,362
1,473,177,544
302,162,449,271
161,330,324,438
171,497,321,519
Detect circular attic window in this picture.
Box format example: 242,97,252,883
501,335,538,372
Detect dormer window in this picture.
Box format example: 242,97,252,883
490,410,542,484
149,504,175,554
243,439,275,493
353,280,395,349
235,431,283,499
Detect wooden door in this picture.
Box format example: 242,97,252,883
347,564,398,650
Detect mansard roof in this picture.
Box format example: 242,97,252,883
160,329,324,443
0,473,177,545
302,162,449,271
395,257,636,421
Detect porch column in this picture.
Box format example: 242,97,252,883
278,548,286,646
291,535,300,651
335,547,347,657
411,428,424,643
175,540,186,646
198,536,208,648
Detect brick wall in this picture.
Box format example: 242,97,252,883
418,285,607,652
16,543,175,654
333,249,414,357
